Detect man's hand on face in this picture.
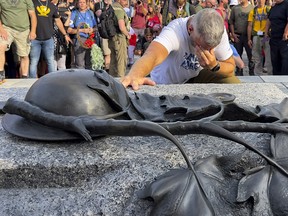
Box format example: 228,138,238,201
195,45,218,70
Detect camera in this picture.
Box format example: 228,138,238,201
137,0,142,5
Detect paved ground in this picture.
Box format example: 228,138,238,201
2,50,288,89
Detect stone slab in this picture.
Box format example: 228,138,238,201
260,75,288,83
0,83,288,215
238,76,264,83
1,79,37,89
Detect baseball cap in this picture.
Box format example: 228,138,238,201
230,0,239,5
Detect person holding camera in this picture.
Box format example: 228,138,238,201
131,0,148,37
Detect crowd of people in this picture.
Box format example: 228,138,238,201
0,0,287,87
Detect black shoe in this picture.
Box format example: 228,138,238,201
0,71,5,84
248,62,255,76
235,68,243,76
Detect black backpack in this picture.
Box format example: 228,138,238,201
97,5,119,39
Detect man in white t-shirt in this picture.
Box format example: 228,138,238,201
121,8,240,90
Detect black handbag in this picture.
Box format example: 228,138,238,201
56,32,68,55
57,43,67,55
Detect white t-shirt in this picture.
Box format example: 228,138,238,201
151,17,232,84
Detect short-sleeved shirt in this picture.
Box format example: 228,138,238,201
229,4,254,34
0,0,35,32
112,2,130,32
33,0,60,40
268,0,288,40
151,17,232,84
247,6,270,34
70,9,96,38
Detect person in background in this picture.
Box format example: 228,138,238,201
134,27,154,56
205,0,218,8
164,0,196,25
229,0,254,76
265,0,288,75
231,43,245,69
247,0,272,75
194,0,206,13
67,0,97,69
0,0,37,82
146,3,162,29
152,23,162,37
131,0,148,37
109,0,131,77
94,0,112,71
121,9,240,90
228,0,239,21
29,0,71,78
128,27,137,67
52,0,73,70
216,0,229,32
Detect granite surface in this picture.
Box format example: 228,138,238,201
0,83,288,215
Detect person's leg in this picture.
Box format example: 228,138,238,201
233,34,244,57
128,45,135,67
0,26,14,82
186,69,241,83
114,35,127,77
243,35,254,75
29,39,42,78
14,28,30,77
269,40,281,75
42,38,55,73
263,39,272,75
252,36,263,76
280,40,288,75
74,37,86,69
108,37,118,77
19,56,30,77
101,38,111,70
0,44,7,82
84,49,92,69
57,54,67,70
233,34,244,76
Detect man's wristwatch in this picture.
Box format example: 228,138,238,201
210,62,220,72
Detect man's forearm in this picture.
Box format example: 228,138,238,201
29,11,37,34
55,18,68,35
129,42,168,78
247,22,252,40
64,14,71,27
284,22,288,36
129,52,157,78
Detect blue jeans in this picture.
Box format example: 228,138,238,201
29,38,55,78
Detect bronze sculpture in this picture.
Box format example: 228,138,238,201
1,69,288,215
